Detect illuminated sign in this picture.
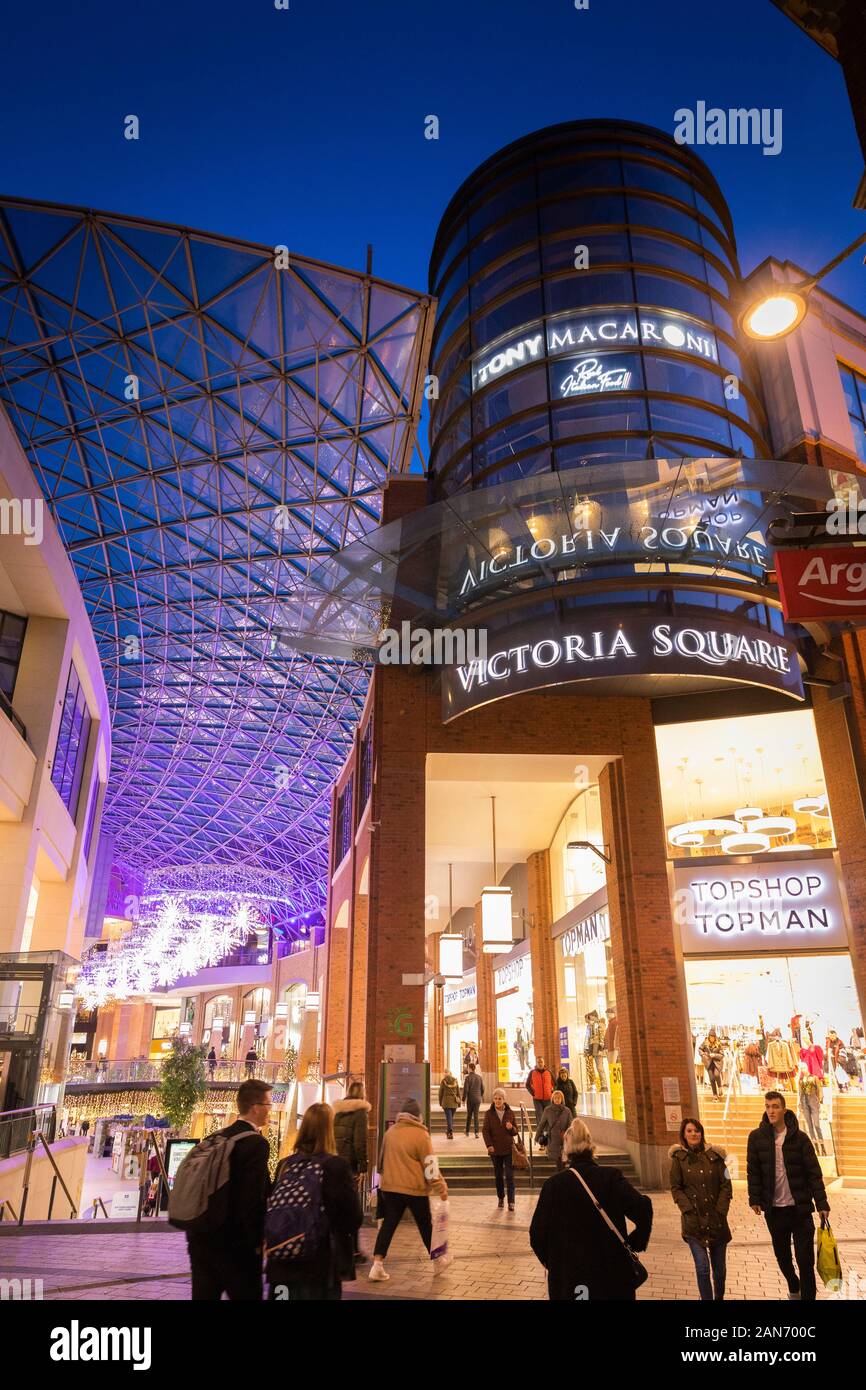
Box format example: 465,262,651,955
557,356,632,396
443,977,477,1017
560,908,610,959
494,950,530,994
442,611,803,720
673,860,847,953
471,308,718,391
775,544,866,623
457,503,767,599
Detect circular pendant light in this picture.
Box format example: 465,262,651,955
793,795,828,816
721,831,771,855
668,818,741,849
749,816,796,838
734,807,763,823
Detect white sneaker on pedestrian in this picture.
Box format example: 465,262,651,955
368,1262,390,1282
432,1253,454,1275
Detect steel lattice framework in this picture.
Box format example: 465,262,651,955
0,198,433,913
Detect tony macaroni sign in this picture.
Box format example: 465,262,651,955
673,860,848,953
442,611,803,720
471,307,719,392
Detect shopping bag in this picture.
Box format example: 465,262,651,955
816,1216,842,1287
430,1197,449,1262
512,1137,529,1170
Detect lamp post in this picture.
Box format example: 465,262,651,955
739,229,866,341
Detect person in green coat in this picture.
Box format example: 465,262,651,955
669,1117,732,1301
438,1071,462,1139
332,1081,371,1263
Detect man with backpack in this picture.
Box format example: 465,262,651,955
172,1078,272,1300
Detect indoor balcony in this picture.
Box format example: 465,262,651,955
0,688,35,823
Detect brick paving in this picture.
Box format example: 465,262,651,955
2,1184,866,1301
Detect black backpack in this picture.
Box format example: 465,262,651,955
265,1155,328,1262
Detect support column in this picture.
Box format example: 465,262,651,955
322,897,350,1074
364,664,427,1126
811,680,866,1025
427,932,445,1073
526,850,559,1070
475,931,497,1098
599,703,696,1187
348,885,369,1076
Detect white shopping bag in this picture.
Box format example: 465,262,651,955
430,1197,449,1261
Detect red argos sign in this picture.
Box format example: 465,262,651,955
775,545,866,622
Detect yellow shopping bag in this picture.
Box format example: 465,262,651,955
816,1216,842,1287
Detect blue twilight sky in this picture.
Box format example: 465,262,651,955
1,0,864,309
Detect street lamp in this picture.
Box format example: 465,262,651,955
739,229,866,341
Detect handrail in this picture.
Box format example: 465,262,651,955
518,1104,535,1189
35,1133,78,1219
0,1197,19,1221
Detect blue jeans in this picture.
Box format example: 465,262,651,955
443,1107,455,1134
685,1237,727,1300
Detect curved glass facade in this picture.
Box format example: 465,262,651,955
428,120,770,495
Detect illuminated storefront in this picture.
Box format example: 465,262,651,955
443,972,478,1077
494,946,535,1083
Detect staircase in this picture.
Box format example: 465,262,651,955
699,1093,866,1183
428,1104,638,1190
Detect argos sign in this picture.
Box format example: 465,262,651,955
775,545,866,623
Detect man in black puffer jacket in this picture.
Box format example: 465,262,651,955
746,1091,829,1301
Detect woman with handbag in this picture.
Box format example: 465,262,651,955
669,1117,732,1300
529,1118,653,1301
482,1089,518,1211
535,1090,573,1170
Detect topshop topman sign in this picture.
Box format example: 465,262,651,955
471,308,719,392
674,860,848,954
442,611,803,721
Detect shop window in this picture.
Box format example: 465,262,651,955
555,910,621,1119
0,609,26,701
50,663,92,821
656,708,835,860
471,286,544,352
359,722,373,810
334,776,353,864
839,364,866,466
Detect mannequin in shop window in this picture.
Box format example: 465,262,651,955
583,1012,608,1093
766,1030,798,1093
797,1063,827,1156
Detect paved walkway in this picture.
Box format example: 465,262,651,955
2,1185,866,1301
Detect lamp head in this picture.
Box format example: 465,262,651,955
739,287,810,341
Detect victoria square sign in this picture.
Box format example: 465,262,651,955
470,307,719,392
441,611,803,720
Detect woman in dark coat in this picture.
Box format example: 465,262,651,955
530,1117,653,1301
332,1081,371,1262
266,1103,361,1301
535,1091,573,1169
669,1117,732,1300
482,1088,519,1211
556,1067,578,1115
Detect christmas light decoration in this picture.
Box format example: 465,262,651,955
77,866,294,1007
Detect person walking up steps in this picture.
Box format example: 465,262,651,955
483,1088,518,1211
369,1099,452,1284
438,1070,461,1140
747,1089,829,1301
462,1063,484,1137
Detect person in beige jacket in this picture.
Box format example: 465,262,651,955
368,1098,451,1283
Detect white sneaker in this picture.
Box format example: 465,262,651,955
368,1263,390,1282
432,1253,454,1275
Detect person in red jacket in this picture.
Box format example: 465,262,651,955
526,1057,554,1126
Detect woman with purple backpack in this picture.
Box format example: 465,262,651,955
265,1103,362,1300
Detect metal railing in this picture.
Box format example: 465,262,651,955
0,687,26,740
66,1057,287,1086
0,1005,38,1037
517,1104,535,1188
0,1104,55,1160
